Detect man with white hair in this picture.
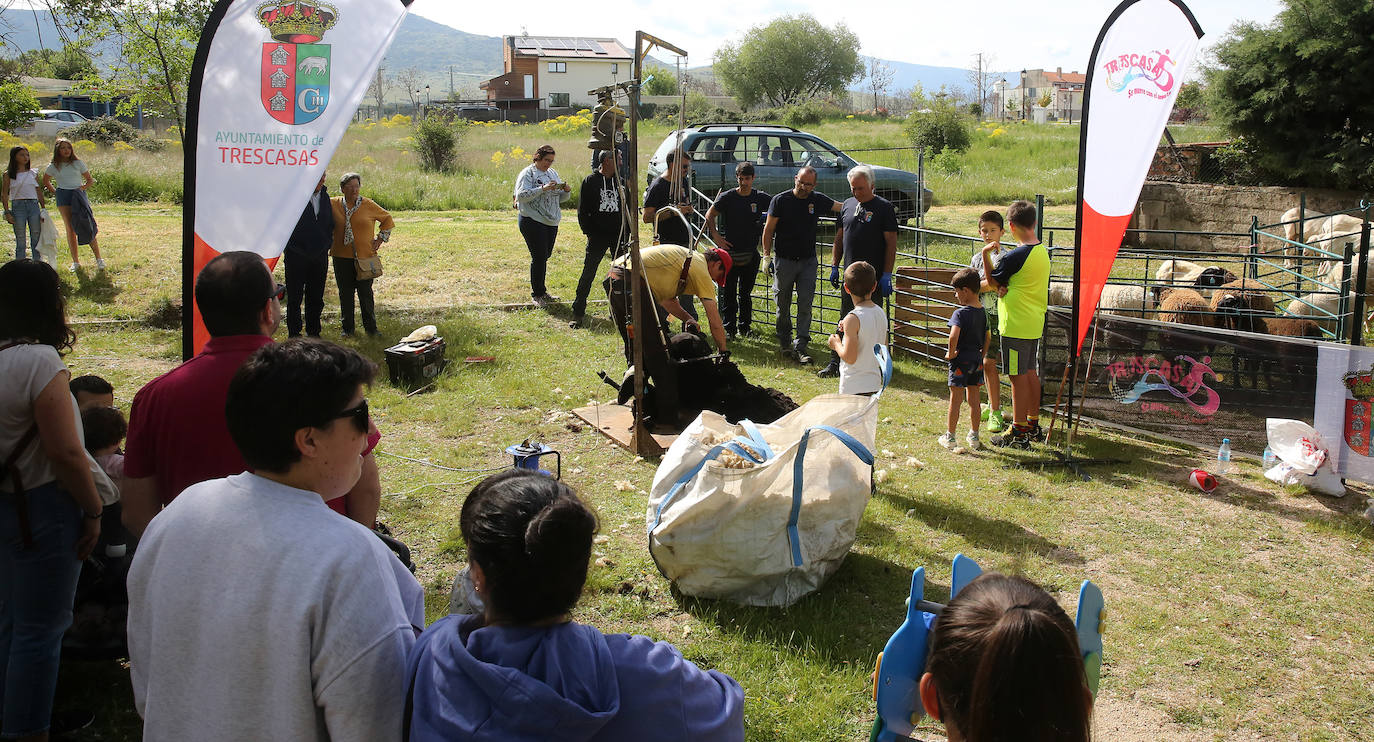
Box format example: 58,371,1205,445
819,165,898,378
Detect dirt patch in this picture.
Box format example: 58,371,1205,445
1093,691,1209,741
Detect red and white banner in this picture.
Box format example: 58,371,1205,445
1072,0,1203,356
182,0,409,357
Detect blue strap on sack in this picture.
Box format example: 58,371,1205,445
650,429,776,534
787,425,874,567
738,419,774,458
873,344,893,398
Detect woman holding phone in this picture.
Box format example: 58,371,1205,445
513,144,570,307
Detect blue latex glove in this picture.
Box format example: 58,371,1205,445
829,265,841,289
879,272,894,299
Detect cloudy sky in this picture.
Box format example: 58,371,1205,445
412,0,1284,74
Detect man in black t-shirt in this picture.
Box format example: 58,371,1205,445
643,150,694,248
761,166,842,364
819,165,898,377
703,161,771,338
643,149,698,320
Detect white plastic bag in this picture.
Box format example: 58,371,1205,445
37,209,58,266
1265,419,1328,475
646,393,879,607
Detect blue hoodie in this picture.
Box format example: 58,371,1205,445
405,614,745,741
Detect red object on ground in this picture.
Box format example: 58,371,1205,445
1188,468,1217,493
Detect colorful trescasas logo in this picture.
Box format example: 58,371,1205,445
1102,48,1177,100
1342,366,1374,456
258,1,338,125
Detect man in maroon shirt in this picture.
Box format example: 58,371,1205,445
122,251,380,537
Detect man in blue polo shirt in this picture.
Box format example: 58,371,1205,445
819,165,898,377
703,161,771,338
761,166,843,364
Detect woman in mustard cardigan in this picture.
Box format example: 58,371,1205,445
331,172,394,336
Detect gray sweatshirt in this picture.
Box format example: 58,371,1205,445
128,472,426,742
514,163,571,226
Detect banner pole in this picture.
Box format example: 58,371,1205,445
1069,312,1101,447
181,0,236,361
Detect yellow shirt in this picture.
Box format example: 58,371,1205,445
613,245,716,301
330,196,395,260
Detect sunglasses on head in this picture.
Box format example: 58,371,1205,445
328,398,370,433
269,283,286,301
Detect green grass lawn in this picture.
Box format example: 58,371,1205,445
29,115,1231,214
51,203,1374,742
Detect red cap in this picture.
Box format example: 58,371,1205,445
709,247,732,286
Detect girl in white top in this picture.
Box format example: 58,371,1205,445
827,261,889,395
2,145,47,261
41,138,103,272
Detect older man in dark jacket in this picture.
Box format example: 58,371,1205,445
283,174,335,337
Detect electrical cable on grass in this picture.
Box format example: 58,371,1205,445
374,449,508,473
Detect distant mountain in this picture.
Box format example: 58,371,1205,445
380,14,502,99
1,8,81,54
668,56,1003,106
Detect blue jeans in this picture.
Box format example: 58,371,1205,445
10,199,40,261
1,481,83,739
772,255,817,351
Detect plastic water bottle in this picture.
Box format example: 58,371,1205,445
1216,438,1237,476
1262,445,1276,469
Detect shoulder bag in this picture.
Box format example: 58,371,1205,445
353,237,383,280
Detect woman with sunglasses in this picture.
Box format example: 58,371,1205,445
127,338,424,741
406,470,745,741
0,259,103,741
514,144,571,307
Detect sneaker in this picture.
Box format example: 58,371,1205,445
966,430,982,450
69,262,80,272
739,325,756,338
95,258,106,270
532,294,552,308
990,426,1032,449
569,313,586,329
817,360,841,378
938,432,956,449
794,349,813,365
984,409,1008,433
1028,422,1047,443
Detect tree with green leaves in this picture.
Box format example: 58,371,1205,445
713,15,863,108
0,81,40,131
16,44,98,80
1206,0,1374,189
642,64,677,96
48,0,215,141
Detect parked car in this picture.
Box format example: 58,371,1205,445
12,109,90,138
645,123,934,221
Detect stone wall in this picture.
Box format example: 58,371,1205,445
1128,182,1366,253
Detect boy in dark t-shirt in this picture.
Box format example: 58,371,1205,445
942,268,989,451
704,162,771,337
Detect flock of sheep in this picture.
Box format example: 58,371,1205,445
1049,209,1370,344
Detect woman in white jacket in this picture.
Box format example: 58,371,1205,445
514,144,571,306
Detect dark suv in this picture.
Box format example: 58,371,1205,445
645,123,933,221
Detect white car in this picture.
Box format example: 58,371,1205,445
12,109,89,138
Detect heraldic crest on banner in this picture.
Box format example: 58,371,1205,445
258,2,337,125
1343,366,1373,456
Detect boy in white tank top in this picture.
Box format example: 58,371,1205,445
827,261,887,396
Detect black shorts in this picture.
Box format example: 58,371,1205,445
948,357,985,388
985,323,1001,363
1001,337,1040,375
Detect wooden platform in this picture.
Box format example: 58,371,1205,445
572,403,681,451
